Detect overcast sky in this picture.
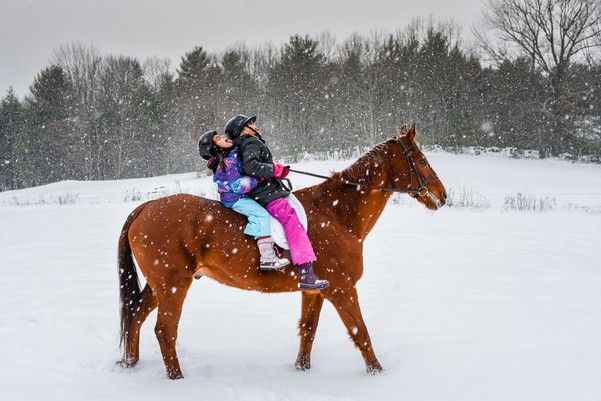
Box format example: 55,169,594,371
0,0,485,98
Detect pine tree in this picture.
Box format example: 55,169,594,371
267,35,329,154
21,65,74,186
169,46,218,173
96,56,166,179
0,88,24,190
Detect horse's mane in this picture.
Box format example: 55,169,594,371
331,138,397,184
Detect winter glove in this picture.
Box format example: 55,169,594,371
272,163,290,178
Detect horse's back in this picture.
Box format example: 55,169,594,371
127,194,300,292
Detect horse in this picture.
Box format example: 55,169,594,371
117,123,447,379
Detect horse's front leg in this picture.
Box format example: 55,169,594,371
295,291,325,370
327,286,383,374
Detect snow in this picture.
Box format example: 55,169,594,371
0,152,600,401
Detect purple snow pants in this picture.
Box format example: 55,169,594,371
265,197,316,266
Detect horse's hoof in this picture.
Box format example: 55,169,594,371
366,363,384,375
295,362,311,371
166,369,184,380
116,358,138,368
295,355,311,371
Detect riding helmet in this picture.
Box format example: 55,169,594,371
197,130,220,160
224,115,256,140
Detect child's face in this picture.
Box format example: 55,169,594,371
213,134,233,149
242,121,262,136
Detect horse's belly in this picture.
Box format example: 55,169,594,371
194,265,299,293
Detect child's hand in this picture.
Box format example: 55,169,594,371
273,164,290,178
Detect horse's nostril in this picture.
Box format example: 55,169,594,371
442,191,447,200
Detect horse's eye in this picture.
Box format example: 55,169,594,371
418,159,427,166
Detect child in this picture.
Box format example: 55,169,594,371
198,130,290,270
224,115,329,290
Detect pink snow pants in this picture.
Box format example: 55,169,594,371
265,197,316,266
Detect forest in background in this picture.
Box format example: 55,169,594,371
2,0,601,191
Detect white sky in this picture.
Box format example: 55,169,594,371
0,0,486,98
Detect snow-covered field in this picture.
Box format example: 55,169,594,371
1,151,600,401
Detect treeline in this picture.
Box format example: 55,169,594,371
1,19,601,191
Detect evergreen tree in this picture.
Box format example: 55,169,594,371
96,56,165,179
21,65,74,186
169,46,217,173
267,35,329,154
483,57,546,151
331,35,375,151
566,63,601,158
176,46,211,84
0,88,23,190
219,49,258,120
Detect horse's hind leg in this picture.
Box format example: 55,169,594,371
122,283,157,367
153,275,193,380
327,287,383,374
295,291,324,370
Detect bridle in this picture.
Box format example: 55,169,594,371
289,137,439,197
395,136,439,197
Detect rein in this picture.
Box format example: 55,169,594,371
288,138,438,197
288,168,424,196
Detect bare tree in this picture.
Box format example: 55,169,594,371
51,43,104,176
476,0,601,157
142,56,172,91
51,42,103,109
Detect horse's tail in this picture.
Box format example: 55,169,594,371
118,202,149,349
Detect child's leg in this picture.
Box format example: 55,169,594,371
231,198,289,270
231,198,271,239
265,197,316,265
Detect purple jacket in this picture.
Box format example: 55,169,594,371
210,147,259,207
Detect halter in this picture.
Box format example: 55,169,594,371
289,137,439,197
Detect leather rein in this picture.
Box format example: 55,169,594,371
288,138,438,197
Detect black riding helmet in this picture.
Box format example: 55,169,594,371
197,130,220,160
224,115,256,140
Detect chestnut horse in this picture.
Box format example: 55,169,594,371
118,123,447,379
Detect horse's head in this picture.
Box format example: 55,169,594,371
390,123,447,210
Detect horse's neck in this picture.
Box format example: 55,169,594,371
300,141,406,240
342,181,391,239
307,174,392,241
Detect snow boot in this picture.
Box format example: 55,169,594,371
257,237,290,270
297,262,330,290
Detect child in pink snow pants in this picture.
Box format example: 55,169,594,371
224,114,329,290
265,198,316,266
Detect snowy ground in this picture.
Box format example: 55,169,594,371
1,151,600,401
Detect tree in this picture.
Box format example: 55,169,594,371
478,0,601,157
51,43,103,177
219,48,258,119
142,56,173,93
266,35,329,154
482,57,546,150
96,56,165,179
566,62,601,157
330,34,375,151
0,88,23,190
167,46,218,173
21,66,74,186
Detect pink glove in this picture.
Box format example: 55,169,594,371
273,163,290,178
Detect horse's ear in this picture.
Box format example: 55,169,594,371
408,122,416,140
399,125,407,135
